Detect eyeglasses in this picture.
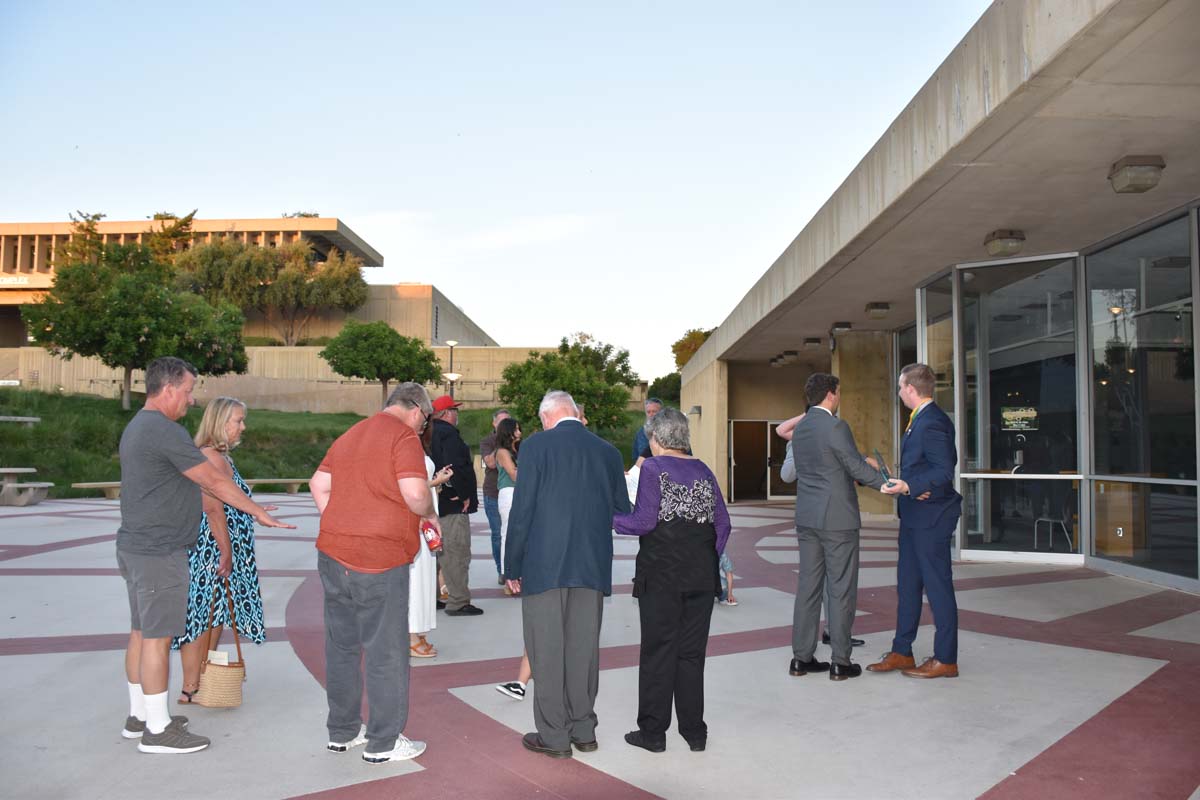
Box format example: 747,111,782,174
420,410,432,431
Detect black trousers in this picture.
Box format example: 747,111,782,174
636,588,715,743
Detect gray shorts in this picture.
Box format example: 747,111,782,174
116,548,189,639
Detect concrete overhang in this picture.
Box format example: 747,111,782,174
684,0,1200,380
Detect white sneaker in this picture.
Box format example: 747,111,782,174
363,734,427,763
328,725,368,753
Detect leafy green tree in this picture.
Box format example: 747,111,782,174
648,372,681,406
144,210,197,262
498,334,638,431
319,320,442,406
175,240,368,345
57,210,106,266
671,327,715,369
22,245,247,409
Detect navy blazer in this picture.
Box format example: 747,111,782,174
898,402,963,530
503,419,631,596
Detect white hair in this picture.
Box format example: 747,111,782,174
538,390,578,417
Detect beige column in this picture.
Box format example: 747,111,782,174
33,237,46,271
832,330,895,518
682,358,730,491
0,236,9,272
16,235,26,272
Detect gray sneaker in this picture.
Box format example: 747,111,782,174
122,715,188,739
137,725,210,754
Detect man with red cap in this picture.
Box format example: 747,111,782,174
430,395,483,616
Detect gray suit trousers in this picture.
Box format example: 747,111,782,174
522,587,604,750
792,526,860,666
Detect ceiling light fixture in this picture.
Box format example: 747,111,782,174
1108,155,1165,194
781,350,799,363
803,337,822,350
865,302,890,320
984,229,1026,258
830,321,853,333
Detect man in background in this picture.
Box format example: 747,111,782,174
430,394,482,616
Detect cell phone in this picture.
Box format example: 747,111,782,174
873,449,895,488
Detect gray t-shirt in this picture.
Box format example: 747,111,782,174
115,409,208,555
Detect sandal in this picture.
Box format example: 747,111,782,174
409,639,437,658
177,687,198,704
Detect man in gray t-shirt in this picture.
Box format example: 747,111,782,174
117,357,292,755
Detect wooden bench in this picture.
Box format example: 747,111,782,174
243,478,309,494
0,480,53,506
0,416,41,428
71,481,123,499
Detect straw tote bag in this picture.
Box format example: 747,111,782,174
193,577,246,708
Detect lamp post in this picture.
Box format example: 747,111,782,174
445,340,458,397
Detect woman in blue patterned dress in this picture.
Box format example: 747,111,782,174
173,397,271,704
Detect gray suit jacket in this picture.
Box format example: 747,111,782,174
780,408,883,531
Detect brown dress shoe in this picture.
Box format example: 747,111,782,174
866,652,916,673
902,657,959,679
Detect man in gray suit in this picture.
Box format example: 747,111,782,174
782,373,883,681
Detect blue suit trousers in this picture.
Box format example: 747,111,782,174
892,514,959,664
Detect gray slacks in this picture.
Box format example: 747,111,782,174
439,513,472,610
792,526,860,666
522,587,604,750
318,552,411,752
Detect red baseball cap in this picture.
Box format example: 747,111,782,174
432,395,463,413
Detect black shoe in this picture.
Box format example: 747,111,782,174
822,631,865,647
685,738,706,752
436,600,446,610
571,739,598,753
789,657,830,676
522,732,572,759
624,730,665,753
829,662,863,681
445,603,484,616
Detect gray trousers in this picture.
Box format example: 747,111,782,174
439,513,472,610
792,527,860,666
522,587,604,751
318,552,410,752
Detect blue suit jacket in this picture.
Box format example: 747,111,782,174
504,419,631,596
898,402,963,530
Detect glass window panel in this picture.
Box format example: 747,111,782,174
960,258,1078,474
922,277,955,418
963,478,1079,553
1093,481,1197,579
1088,216,1195,479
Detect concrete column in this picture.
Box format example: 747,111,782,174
0,236,9,272
832,330,895,518
682,358,730,494
16,235,26,272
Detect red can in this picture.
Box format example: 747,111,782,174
420,519,442,551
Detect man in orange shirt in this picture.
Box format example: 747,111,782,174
309,382,441,764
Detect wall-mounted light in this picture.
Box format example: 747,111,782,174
688,405,702,417
984,229,1026,258
803,337,822,350
1108,155,1165,194
1109,305,1124,316
865,302,890,320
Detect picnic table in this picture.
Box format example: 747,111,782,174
0,467,53,506
0,416,41,428
71,478,310,499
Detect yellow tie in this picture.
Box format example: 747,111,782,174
905,407,919,432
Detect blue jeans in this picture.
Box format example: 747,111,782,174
483,494,502,575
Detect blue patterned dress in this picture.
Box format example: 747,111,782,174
172,457,266,648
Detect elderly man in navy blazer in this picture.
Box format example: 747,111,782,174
874,363,963,679
504,390,631,758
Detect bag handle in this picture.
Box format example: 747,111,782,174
202,576,244,667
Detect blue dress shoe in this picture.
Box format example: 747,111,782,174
789,657,830,676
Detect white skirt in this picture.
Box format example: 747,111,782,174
410,467,438,636
498,486,514,576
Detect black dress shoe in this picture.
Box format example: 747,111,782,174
829,662,863,681
789,657,830,676
445,603,484,616
822,632,865,647
624,730,665,753
522,732,572,759
436,600,446,610
685,738,706,752
571,739,598,752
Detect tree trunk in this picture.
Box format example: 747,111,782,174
380,378,390,409
121,366,132,411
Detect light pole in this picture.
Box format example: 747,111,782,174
445,340,458,397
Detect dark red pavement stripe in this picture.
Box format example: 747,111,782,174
0,626,288,656
0,533,116,561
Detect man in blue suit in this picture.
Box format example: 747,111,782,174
505,390,631,758
873,363,963,679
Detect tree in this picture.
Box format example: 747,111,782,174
57,210,106,266
282,211,320,218
144,210,197,261
175,240,368,345
22,244,247,409
648,372,681,406
319,320,442,407
671,327,716,369
498,334,638,431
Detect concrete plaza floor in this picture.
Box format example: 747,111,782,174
1,495,1199,799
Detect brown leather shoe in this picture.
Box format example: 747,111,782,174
865,652,916,673
902,657,959,679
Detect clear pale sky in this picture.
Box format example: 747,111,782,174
0,1,992,383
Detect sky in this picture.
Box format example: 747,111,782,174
0,0,993,383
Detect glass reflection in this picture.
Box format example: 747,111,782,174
1094,481,1197,578
963,478,1079,553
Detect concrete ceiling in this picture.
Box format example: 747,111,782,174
721,0,1200,364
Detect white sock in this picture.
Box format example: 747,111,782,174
145,691,171,734
128,682,146,721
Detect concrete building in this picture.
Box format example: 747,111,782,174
682,0,1200,591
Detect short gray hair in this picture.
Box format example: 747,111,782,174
645,397,663,410
145,357,197,397
386,382,433,415
492,408,510,421
646,407,689,452
539,390,578,417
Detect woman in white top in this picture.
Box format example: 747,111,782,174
412,425,452,658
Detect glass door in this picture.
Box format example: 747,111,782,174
768,422,797,500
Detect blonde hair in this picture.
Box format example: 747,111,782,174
194,396,248,452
